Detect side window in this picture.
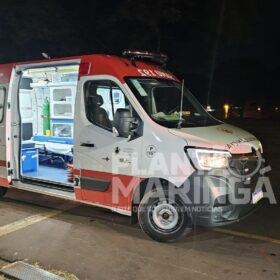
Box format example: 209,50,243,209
84,80,131,131
0,87,6,123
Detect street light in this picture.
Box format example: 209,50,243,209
224,104,230,118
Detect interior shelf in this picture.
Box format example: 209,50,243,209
50,86,76,119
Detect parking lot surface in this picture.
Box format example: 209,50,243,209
0,119,279,280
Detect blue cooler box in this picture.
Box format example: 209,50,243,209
22,148,38,173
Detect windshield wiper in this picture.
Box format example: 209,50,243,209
154,117,196,128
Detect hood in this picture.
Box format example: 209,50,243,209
169,122,262,154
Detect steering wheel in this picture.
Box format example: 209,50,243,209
167,105,180,115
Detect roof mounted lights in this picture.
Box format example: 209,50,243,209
122,50,168,67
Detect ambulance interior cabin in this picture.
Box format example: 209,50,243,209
19,65,79,188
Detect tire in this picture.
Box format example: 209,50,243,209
138,189,192,242
0,187,7,198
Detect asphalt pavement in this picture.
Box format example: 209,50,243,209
0,119,279,280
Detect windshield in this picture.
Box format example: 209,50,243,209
126,78,220,128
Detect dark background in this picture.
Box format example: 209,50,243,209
0,0,279,108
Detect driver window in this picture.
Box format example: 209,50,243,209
84,80,131,131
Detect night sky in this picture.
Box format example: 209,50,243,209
0,0,279,107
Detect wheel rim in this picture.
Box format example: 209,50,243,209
150,200,180,231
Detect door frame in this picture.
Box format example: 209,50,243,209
73,74,145,213
0,85,9,187
10,59,81,184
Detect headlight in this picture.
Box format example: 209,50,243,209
187,148,231,170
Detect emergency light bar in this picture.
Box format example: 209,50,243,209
122,50,168,66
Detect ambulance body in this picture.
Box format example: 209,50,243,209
0,52,264,241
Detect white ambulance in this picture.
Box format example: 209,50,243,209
0,51,264,242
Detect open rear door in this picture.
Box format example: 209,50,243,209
0,85,10,187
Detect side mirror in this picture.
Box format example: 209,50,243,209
113,109,140,138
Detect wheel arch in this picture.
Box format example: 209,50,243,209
130,177,174,224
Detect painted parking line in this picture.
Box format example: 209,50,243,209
1,207,280,245
0,210,63,238
212,228,280,245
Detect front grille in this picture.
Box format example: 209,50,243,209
229,149,261,178
229,148,263,199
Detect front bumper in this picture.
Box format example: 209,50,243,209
184,168,263,227
181,147,265,227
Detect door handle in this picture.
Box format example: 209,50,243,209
80,142,95,148
11,122,20,126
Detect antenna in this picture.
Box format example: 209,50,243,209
42,52,51,59
177,79,184,129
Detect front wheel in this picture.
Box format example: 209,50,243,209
0,187,8,199
138,190,192,242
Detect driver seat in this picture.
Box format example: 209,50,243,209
87,95,112,129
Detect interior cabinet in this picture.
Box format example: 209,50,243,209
50,86,76,119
